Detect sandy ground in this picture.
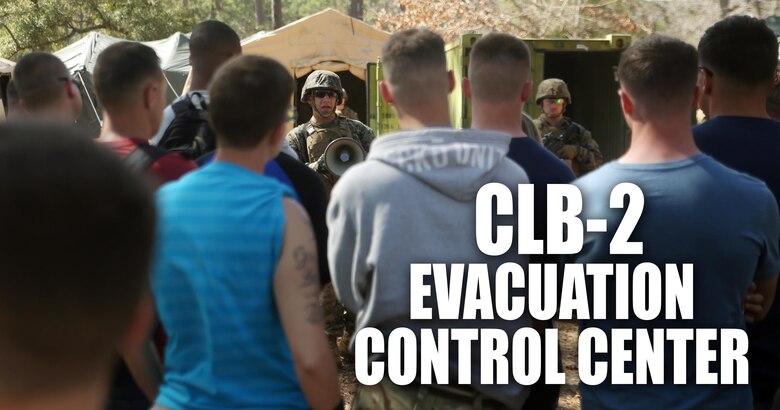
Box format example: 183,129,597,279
333,320,582,410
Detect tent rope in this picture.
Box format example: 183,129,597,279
164,74,179,98
77,71,102,128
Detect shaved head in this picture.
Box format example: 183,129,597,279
381,28,447,109
469,33,532,102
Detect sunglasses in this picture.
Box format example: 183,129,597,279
57,73,82,88
314,90,337,99
544,98,564,105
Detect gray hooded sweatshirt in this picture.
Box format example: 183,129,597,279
328,128,532,408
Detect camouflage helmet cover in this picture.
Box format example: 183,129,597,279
301,70,343,103
536,78,572,104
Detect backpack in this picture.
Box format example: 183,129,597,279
123,143,168,173
157,92,215,160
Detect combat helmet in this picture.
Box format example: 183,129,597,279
536,78,572,104
301,70,343,103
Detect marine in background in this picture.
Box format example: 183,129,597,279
533,78,603,175
285,70,374,186
336,88,359,120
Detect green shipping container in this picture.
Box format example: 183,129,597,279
368,33,632,162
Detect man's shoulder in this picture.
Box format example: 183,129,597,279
285,123,309,140
343,117,374,135
508,138,575,183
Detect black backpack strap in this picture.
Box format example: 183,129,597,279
299,125,312,163
159,92,214,159
124,143,168,173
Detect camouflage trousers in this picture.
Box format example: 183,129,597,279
320,283,355,364
352,377,509,410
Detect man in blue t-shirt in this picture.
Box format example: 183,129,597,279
573,35,779,409
693,16,780,410
151,56,340,410
465,32,576,410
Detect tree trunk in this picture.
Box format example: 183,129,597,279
272,0,283,29
349,0,364,20
256,0,265,25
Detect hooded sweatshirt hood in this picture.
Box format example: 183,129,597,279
367,127,512,201
328,127,532,408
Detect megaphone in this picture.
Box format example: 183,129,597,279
324,137,365,177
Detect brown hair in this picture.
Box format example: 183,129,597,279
381,28,447,107
699,16,778,87
208,55,294,148
93,42,162,110
617,35,698,107
469,33,532,102
0,122,155,394
12,52,70,110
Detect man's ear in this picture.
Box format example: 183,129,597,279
463,77,472,99
618,88,633,116
520,80,532,104
143,82,157,110
18,99,30,114
379,80,394,105
447,70,455,94
701,71,714,95
691,84,701,109
65,80,78,99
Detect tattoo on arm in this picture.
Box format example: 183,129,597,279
293,244,323,325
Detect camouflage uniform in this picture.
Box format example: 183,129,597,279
521,111,542,144
353,377,508,410
285,71,374,185
534,78,602,176
286,115,374,168
287,73,371,368
337,105,359,121
534,114,603,175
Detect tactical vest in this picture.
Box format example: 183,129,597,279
302,117,353,163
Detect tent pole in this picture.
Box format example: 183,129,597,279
77,71,103,128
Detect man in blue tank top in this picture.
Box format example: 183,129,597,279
151,55,341,410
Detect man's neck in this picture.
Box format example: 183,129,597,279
189,71,212,92
310,113,336,126
396,101,451,130
707,92,770,120
471,102,526,137
620,115,699,163
543,114,564,125
0,380,107,410
28,102,73,123
98,115,150,143
214,144,275,175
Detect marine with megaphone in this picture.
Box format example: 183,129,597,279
285,70,375,191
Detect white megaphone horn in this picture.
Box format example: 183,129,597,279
323,137,365,177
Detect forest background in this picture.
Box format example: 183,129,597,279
1,0,779,61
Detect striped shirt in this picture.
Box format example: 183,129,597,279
152,161,306,409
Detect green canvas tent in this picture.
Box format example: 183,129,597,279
54,31,191,136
